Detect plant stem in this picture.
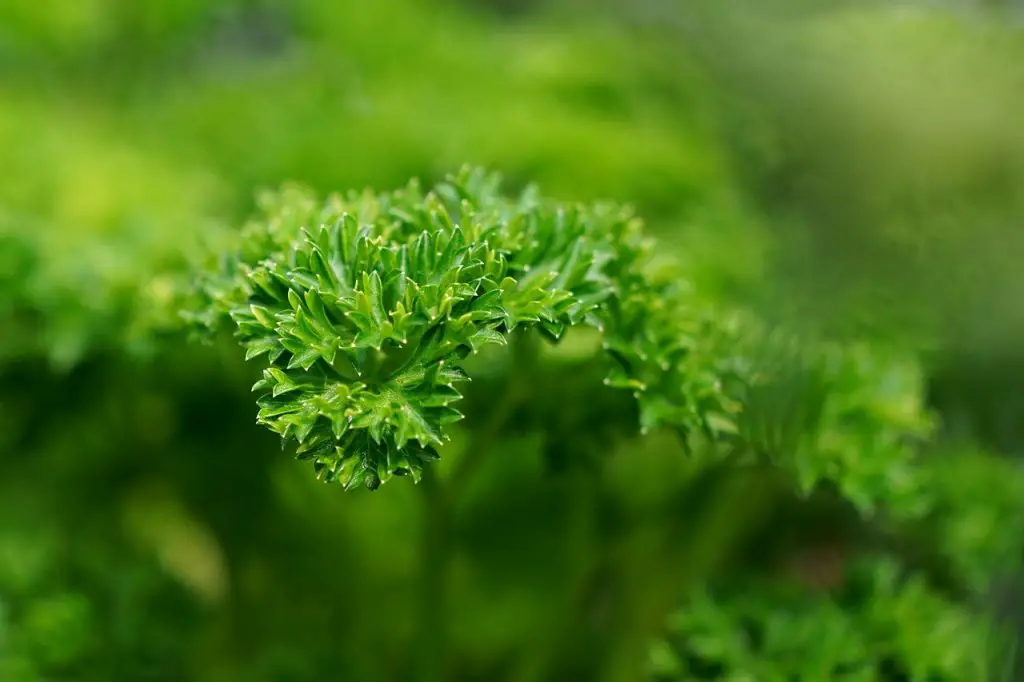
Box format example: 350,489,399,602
449,329,536,492
415,331,536,680
599,465,781,682
416,466,449,682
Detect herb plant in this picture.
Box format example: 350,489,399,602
176,167,1023,680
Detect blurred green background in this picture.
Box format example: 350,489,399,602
2,0,1024,680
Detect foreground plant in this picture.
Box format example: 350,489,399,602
182,168,1021,680
187,169,923,503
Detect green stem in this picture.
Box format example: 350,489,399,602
415,330,537,680
599,465,781,682
449,329,536,492
510,465,602,682
416,466,449,682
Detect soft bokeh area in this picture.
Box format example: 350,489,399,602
3,1,1024,680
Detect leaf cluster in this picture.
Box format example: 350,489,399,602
649,555,1009,682
186,170,937,532
187,168,747,489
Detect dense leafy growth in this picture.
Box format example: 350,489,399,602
186,169,931,515
182,168,1024,680
187,169,657,488
651,556,1008,682
649,448,1024,681
4,2,1024,680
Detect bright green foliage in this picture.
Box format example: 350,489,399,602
182,168,1010,679
649,556,1008,682
5,3,1024,678
186,168,936,531
647,445,1024,682
186,169,932,502
0,100,224,369
188,168,634,487
0,212,187,369
733,339,934,518
187,168,720,489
